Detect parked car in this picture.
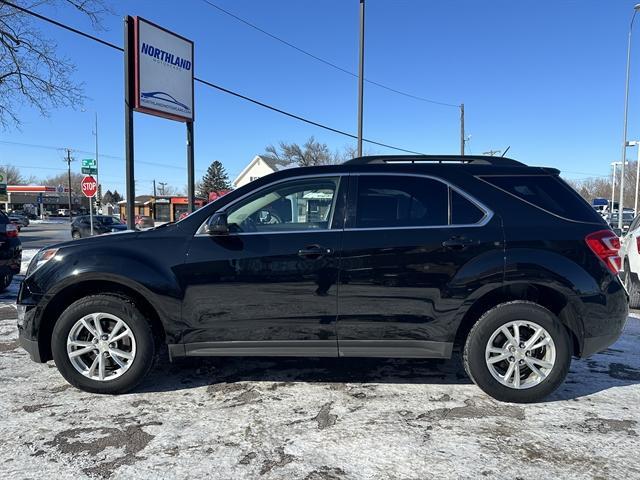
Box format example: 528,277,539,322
8,214,30,228
10,210,37,220
135,215,155,230
607,210,635,232
17,155,628,402
71,215,128,239
619,215,640,308
1,211,21,291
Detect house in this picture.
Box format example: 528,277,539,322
117,195,206,222
232,155,289,188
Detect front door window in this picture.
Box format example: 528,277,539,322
225,177,340,233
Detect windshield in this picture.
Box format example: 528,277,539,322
611,213,634,221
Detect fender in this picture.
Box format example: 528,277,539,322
21,241,187,344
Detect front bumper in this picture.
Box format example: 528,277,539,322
18,329,43,363
17,284,46,363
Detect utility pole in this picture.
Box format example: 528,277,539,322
94,112,100,211
460,103,465,156
357,0,365,157
65,149,73,223
153,179,157,197
158,182,167,196
618,5,640,230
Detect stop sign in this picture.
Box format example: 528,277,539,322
81,175,97,198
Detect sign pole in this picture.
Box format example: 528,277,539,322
187,121,195,213
89,196,94,236
124,15,136,231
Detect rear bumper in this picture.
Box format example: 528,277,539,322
581,331,625,358
576,279,628,358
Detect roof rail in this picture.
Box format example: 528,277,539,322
343,155,526,167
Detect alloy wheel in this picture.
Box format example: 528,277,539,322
66,313,137,381
484,320,556,389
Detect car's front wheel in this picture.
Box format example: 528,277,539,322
72,230,81,239
51,294,155,394
463,301,572,403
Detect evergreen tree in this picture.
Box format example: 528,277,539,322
198,161,231,197
111,190,123,203
102,190,114,204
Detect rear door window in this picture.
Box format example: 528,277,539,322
481,175,603,223
355,176,448,228
451,190,485,225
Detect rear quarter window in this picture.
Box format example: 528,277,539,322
480,175,603,223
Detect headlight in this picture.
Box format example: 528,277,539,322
26,248,60,276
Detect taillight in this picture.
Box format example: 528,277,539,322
585,230,621,274
5,223,18,238
636,236,640,254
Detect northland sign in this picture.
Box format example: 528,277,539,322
134,17,194,121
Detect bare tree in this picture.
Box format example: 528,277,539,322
264,136,341,167
0,0,112,129
3,164,36,184
565,162,640,208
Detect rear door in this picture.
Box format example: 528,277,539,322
336,173,504,358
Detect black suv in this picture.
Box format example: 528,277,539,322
17,156,628,402
1,210,22,291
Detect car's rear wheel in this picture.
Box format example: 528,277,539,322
72,230,81,239
0,269,13,292
51,294,155,394
624,260,640,309
463,301,571,403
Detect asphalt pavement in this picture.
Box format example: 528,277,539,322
19,220,71,250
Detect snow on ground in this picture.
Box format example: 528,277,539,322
0,301,638,479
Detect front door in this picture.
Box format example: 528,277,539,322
179,175,346,357
337,173,503,358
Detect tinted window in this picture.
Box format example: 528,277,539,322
451,190,485,224
356,176,448,228
482,175,603,223
226,177,339,233
0,211,7,225
97,216,121,225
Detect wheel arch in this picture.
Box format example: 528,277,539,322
37,279,167,362
454,283,583,356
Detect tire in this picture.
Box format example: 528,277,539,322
623,260,640,309
72,230,81,239
463,301,572,403
51,294,155,394
0,270,12,292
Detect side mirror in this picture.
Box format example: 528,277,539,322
205,212,229,235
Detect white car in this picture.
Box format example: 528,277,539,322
619,216,640,308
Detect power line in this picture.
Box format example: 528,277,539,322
200,0,460,108
2,0,425,156
0,140,208,174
